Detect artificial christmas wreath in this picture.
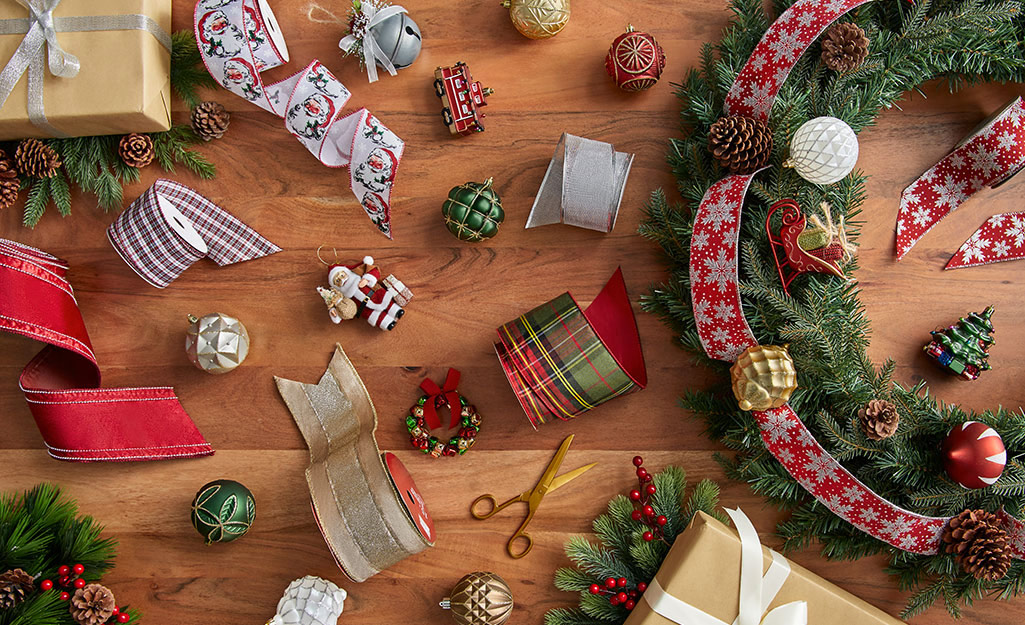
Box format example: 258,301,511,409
632,0,1025,619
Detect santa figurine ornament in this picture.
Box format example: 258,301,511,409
317,254,413,331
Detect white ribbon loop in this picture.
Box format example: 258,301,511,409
338,3,406,83
643,508,807,625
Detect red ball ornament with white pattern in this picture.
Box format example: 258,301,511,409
605,25,665,92
942,421,1006,489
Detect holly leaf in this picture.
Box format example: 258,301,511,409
246,496,256,524
219,494,237,523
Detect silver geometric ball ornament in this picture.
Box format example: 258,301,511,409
785,116,859,185
185,312,250,375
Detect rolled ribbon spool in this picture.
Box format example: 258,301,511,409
108,179,280,288
194,0,405,238
275,344,434,582
525,133,634,233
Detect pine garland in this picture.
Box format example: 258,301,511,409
15,31,216,227
545,466,727,625
0,484,140,625
640,0,1025,618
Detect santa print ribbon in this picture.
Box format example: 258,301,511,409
108,179,281,288
645,508,807,625
0,239,214,462
194,0,403,238
689,0,1025,558
894,97,1025,266
419,368,461,430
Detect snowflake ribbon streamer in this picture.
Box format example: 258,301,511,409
947,211,1025,269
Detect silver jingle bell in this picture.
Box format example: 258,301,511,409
370,13,422,70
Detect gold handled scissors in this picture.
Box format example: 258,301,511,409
470,434,597,559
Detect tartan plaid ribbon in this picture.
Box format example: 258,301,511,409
108,179,280,288
495,293,640,428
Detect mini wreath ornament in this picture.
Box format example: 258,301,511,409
407,369,481,457
640,0,1025,619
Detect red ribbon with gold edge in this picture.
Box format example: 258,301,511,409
419,368,461,430
0,239,213,462
688,0,1025,557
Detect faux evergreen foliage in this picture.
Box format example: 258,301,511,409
641,0,1025,618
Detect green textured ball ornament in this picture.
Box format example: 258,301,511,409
190,479,255,545
442,178,504,242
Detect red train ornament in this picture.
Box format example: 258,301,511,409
433,62,494,136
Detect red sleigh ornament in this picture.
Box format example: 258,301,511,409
765,199,845,295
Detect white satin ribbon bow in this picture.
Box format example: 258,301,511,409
644,508,807,625
337,2,406,83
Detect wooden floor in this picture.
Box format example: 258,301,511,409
2,1,1024,623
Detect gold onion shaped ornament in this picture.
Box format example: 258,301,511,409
730,344,798,411
501,0,570,39
440,572,514,625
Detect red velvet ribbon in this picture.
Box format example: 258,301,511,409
0,239,214,462
419,368,461,430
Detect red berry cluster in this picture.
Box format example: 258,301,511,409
39,564,131,623
628,456,667,542
587,576,648,611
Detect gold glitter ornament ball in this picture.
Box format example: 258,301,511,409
730,344,797,411
501,0,570,39
185,313,250,374
440,572,514,625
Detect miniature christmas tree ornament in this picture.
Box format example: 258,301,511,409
605,25,665,91
340,0,422,83
318,254,412,331
924,306,995,380
502,0,570,39
267,576,347,625
942,421,1006,489
190,479,256,544
185,313,250,374
434,63,493,136
442,178,505,241
440,572,514,625
730,345,797,411
784,116,859,185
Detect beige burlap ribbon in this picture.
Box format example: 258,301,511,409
275,344,432,582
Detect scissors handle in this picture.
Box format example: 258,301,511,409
470,493,520,520
507,522,534,558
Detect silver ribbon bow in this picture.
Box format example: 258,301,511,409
338,2,407,84
0,0,170,136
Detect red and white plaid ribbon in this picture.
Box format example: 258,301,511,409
688,0,1025,558
0,238,214,462
895,97,1025,264
108,179,280,288
194,0,404,238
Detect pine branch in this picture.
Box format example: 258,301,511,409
171,30,218,108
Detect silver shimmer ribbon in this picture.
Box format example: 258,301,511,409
0,0,171,136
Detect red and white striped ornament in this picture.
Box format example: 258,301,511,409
942,421,1007,489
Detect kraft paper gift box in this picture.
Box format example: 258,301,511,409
0,0,171,140
624,510,905,625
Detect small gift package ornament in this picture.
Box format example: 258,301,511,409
0,0,172,140
625,509,905,625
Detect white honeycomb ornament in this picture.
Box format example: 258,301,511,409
785,116,859,185
266,576,347,625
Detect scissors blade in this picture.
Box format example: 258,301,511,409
534,434,576,494
548,462,598,493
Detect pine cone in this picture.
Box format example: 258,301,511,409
708,116,773,175
15,138,61,178
0,568,35,609
191,101,231,141
821,23,869,73
0,149,19,210
857,399,900,440
118,133,154,168
70,583,117,625
942,509,1012,581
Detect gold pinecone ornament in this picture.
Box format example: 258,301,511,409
942,509,1011,581
708,116,773,174
730,344,797,411
858,399,900,440
821,23,869,72
191,101,231,141
0,149,20,210
70,583,117,625
15,138,60,178
440,572,514,625
0,568,34,609
118,133,154,168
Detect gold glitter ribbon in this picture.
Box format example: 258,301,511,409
275,344,432,582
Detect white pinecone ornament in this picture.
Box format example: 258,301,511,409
266,576,347,625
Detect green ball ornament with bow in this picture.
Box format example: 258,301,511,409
190,479,256,544
442,178,505,242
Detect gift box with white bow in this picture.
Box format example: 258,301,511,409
624,509,904,625
0,0,171,140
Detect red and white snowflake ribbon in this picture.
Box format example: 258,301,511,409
896,97,1025,262
194,0,403,238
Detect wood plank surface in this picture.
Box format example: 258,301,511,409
1,1,1024,623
